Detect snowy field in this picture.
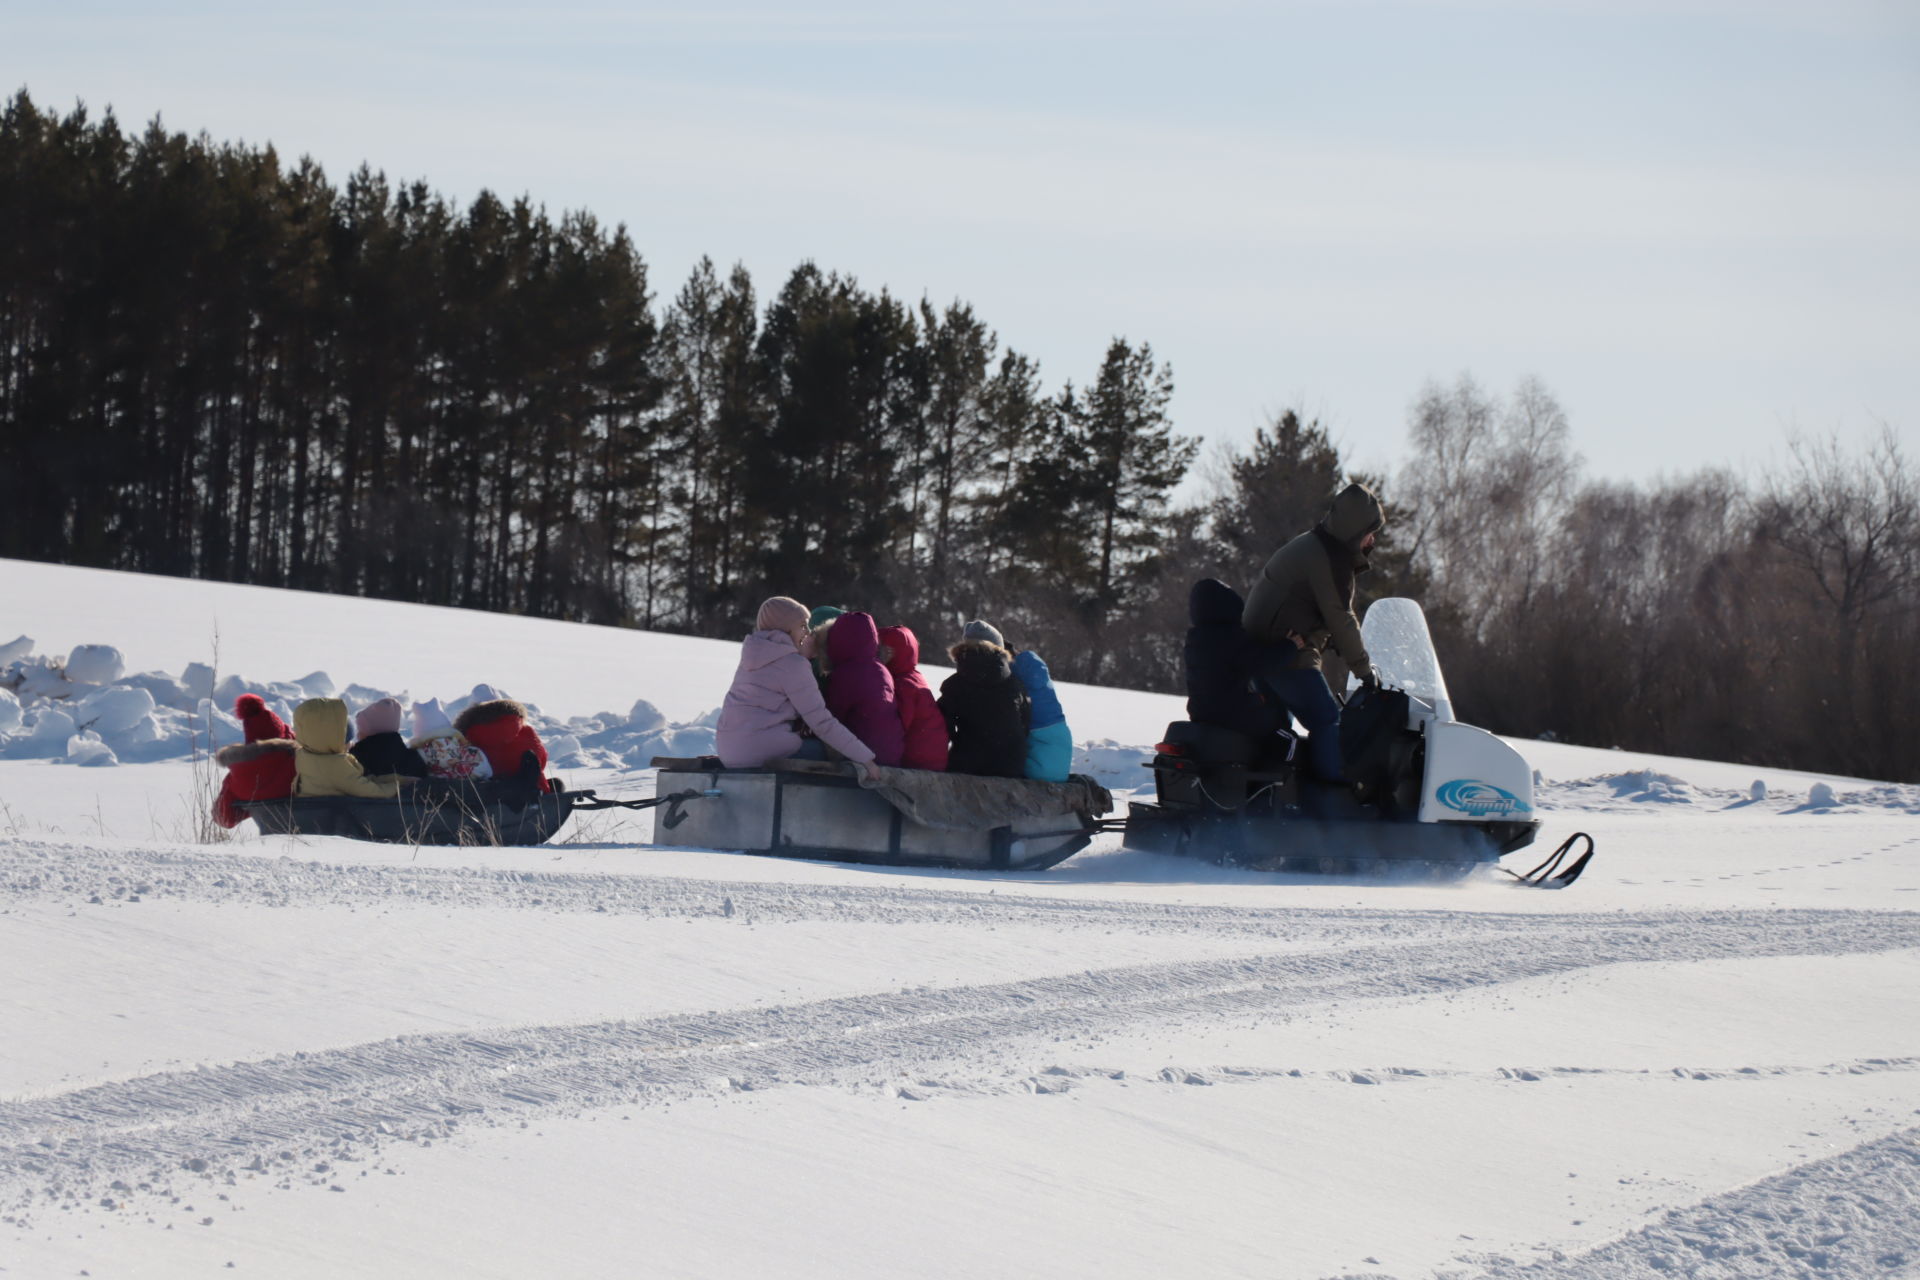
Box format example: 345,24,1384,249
3,557,1919,1279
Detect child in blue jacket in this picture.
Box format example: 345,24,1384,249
965,620,1074,783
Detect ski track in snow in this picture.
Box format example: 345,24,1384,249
2,861,1917,1213
1468,1122,1920,1280
0,834,1725,941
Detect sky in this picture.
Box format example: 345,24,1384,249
6,0,1917,489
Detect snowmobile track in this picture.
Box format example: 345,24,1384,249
2,903,1916,1207
1476,1121,1920,1279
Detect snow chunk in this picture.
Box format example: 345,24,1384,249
180,661,217,702
8,655,74,703
0,634,32,665
1751,779,1768,803
72,686,156,736
1604,771,1694,804
342,683,399,712
0,688,20,736
293,671,336,698
26,707,75,743
545,733,587,766
627,699,667,732
64,644,126,686
194,698,245,749
663,726,715,757
66,730,119,767
1809,782,1837,808
212,674,267,707
121,670,196,711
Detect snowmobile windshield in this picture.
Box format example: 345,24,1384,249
1356,598,1452,720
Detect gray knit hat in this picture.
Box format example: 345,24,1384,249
961,619,1004,647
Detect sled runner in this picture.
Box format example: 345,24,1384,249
647,756,1114,871
1124,599,1594,886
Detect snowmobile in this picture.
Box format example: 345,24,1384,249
646,755,1115,871
1122,598,1593,886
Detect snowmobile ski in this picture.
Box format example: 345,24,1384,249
1501,831,1595,889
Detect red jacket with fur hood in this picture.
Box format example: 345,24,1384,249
212,739,297,828
455,698,551,792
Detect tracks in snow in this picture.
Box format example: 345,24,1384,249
1479,1122,1920,1279
3,900,1917,1207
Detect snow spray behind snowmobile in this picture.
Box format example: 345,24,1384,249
1123,598,1593,886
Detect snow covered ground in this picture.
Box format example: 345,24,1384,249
2,558,1918,1279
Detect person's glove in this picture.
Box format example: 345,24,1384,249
1354,662,1381,690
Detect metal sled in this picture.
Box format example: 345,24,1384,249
648,757,1111,871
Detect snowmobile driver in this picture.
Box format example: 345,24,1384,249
1240,481,1385,786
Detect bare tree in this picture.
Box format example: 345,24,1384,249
1397,373,1581,629
1753,426,1919,630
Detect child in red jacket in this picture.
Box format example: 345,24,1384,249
878,625,948,771
211,693,296,828
454,687,551,793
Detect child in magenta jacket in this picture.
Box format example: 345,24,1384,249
823,611,904,768
878,624,948,771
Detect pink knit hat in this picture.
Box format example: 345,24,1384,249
755,596,808,632
355,697,404,738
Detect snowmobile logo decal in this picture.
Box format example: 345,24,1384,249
1435,779,1532,817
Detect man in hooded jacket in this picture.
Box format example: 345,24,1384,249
1241,482,1386,783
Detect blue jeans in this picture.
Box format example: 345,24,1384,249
788,736,828,761
1252,650,1345,783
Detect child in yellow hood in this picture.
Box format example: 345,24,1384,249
292,698,409,799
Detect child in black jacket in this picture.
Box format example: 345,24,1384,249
938,637,1031,778
1184,578,1284,737
349,697,430,780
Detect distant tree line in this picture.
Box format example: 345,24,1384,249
1397,375,1919,784
0,92,1198,684
3,93,1914,779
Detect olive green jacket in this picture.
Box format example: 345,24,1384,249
292,698,403,799
1242,483,1385,675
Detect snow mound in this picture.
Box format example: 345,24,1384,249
1605,770,1694,803
64,643,126,685
66,730,118,767
1540,769,1698,809
0,636,718,772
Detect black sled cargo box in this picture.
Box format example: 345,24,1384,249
241,779,573,846
649,757,1113,871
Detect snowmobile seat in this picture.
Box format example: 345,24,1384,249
1160,720,1260,766
1152,721,1300,811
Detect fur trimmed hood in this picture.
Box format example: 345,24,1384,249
948,638,1013,678
215,738,296,768
455,698,529,735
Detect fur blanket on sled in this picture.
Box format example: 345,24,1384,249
855,765,1112,831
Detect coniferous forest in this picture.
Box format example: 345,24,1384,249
3,92,1916,780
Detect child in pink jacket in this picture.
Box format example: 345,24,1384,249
715,597,881,779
